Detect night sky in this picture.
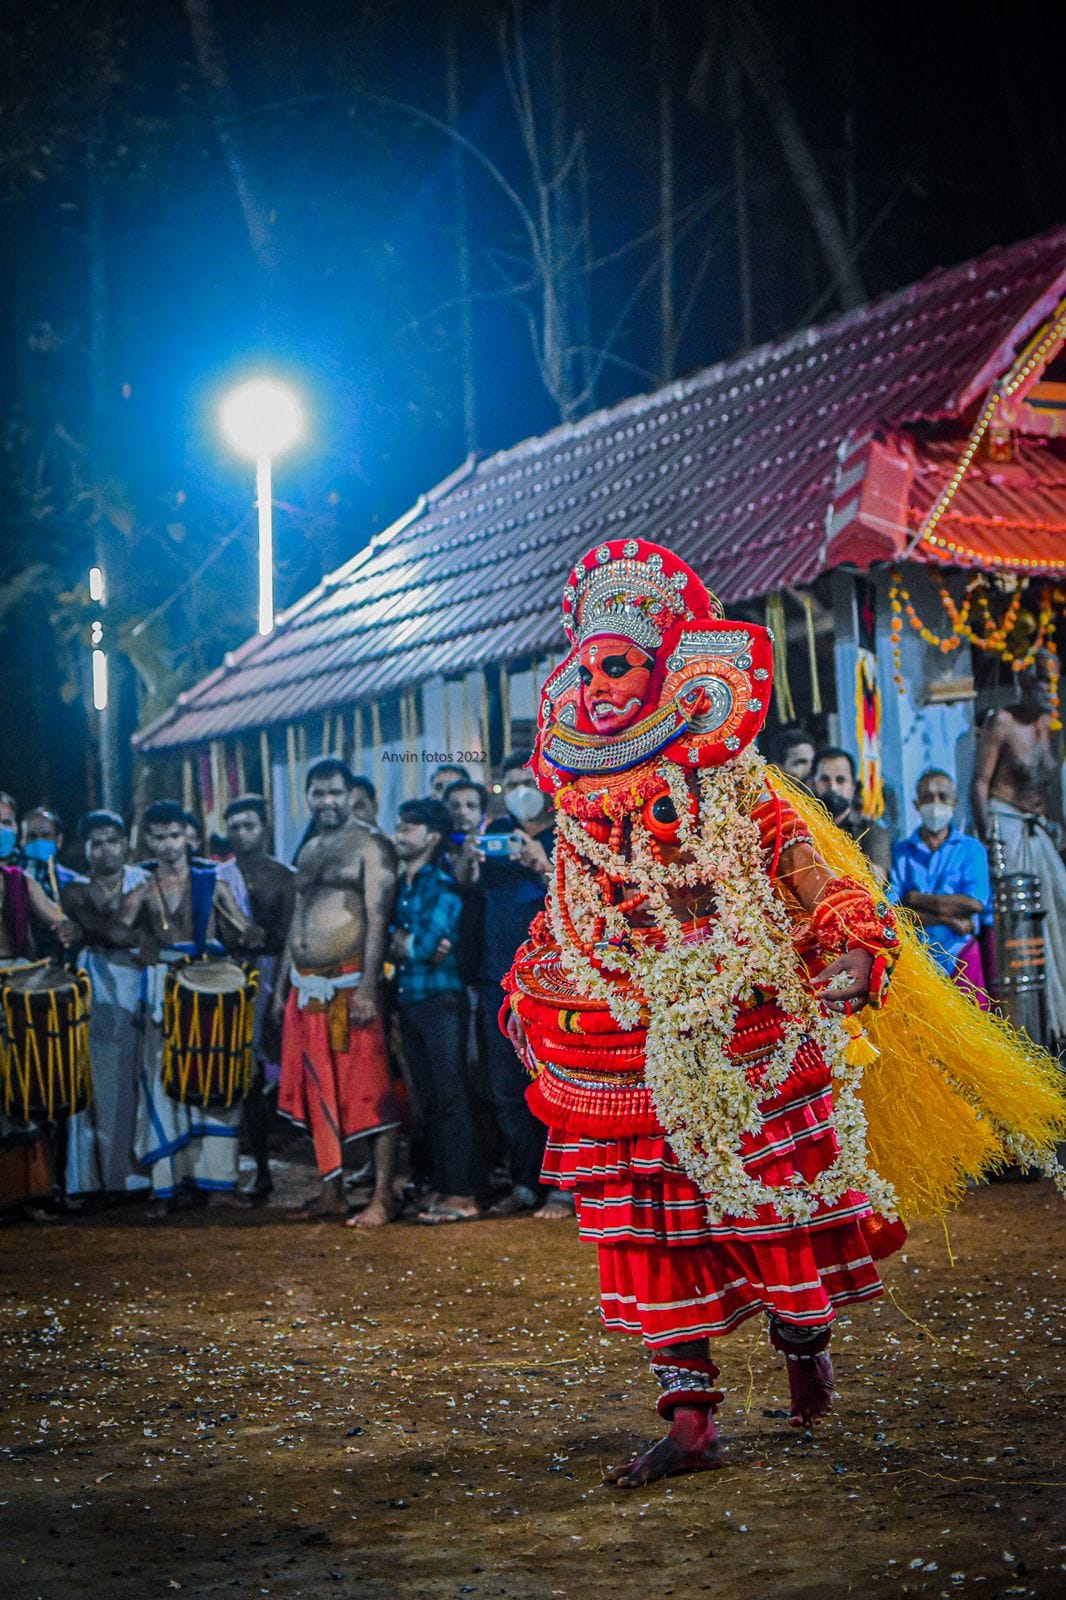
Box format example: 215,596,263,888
1,0,1063,823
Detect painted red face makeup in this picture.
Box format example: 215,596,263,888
578,635,655,734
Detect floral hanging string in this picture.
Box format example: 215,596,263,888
888,571,1063,729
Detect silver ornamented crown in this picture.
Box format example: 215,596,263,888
577,599,664,654
572,560,689,653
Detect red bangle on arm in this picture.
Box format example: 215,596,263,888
810,877,899,1007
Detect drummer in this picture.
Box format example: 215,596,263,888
18,807,83,903
219,794,296,1203
0,835,80,1218
61,811,153,1204
122,799,261,1209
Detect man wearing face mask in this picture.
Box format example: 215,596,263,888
890,770,992,1006
0,792,19,866
468,751,570,1217
0,794,81,1216
18,807,83,901
811,747,893,886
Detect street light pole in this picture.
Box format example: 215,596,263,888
220,377,304,638
256,453,274,636
89,563,117,810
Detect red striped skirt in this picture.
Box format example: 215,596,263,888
535,1066,892,1349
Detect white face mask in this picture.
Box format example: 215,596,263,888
918,801,954,834
507,783,545,823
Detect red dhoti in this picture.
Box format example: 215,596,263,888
279,962,400,1180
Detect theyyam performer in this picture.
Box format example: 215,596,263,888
503,538,1066,1488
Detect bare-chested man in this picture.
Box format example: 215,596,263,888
972,648,1066,1036
274,758,400,1226
122,799,258,1206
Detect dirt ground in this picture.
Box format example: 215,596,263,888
2,1178,1064,1600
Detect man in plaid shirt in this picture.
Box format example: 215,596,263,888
391,798,480,1223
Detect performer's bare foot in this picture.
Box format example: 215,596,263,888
345,1193,394,1228
532,1189,575,1220
604,1406,724,1488
785,1351,836,1428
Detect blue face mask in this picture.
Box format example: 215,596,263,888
22,837,57,863
0,826,15,859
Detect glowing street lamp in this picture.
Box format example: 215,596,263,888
219,378,304,635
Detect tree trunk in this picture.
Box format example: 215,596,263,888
655,1,675,383
733,117,753,349
735,3,864,311
85,114,119,811
446,2,477,455
182,0,279,277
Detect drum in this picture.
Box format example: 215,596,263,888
162,957,259,1108
0,961,93,1123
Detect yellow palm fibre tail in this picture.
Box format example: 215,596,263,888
766,766,1066,1219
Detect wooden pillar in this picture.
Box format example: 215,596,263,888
286,724,300,824
500,663,511,755
259,729,271,797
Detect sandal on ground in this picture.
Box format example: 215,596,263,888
487,1188,537,1217
415,1204,479,1225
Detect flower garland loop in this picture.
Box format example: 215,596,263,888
888,571,1063,729
549,747,899,1226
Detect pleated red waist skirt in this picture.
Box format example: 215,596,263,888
525,1006,898,1348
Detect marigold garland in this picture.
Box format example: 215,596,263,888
888,571,1063,728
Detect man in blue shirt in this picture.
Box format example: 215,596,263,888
392,798,480,1223
890,768,992,1003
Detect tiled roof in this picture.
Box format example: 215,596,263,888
136,227,1066,751
909,437,1066,574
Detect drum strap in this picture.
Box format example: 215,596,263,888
189,864,217,956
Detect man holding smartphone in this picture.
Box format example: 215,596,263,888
459,752,570,1217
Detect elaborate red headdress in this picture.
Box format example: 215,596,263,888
533,538,772,789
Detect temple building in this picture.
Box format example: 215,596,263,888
134,227,1066,854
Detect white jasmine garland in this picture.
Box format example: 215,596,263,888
550,748,898,1225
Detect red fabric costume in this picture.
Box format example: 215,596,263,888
279,961,401,1180
502,539,903,1434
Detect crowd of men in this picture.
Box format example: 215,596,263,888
767,650,1066,1012
2,649,1063,1223
0,753,573,1226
